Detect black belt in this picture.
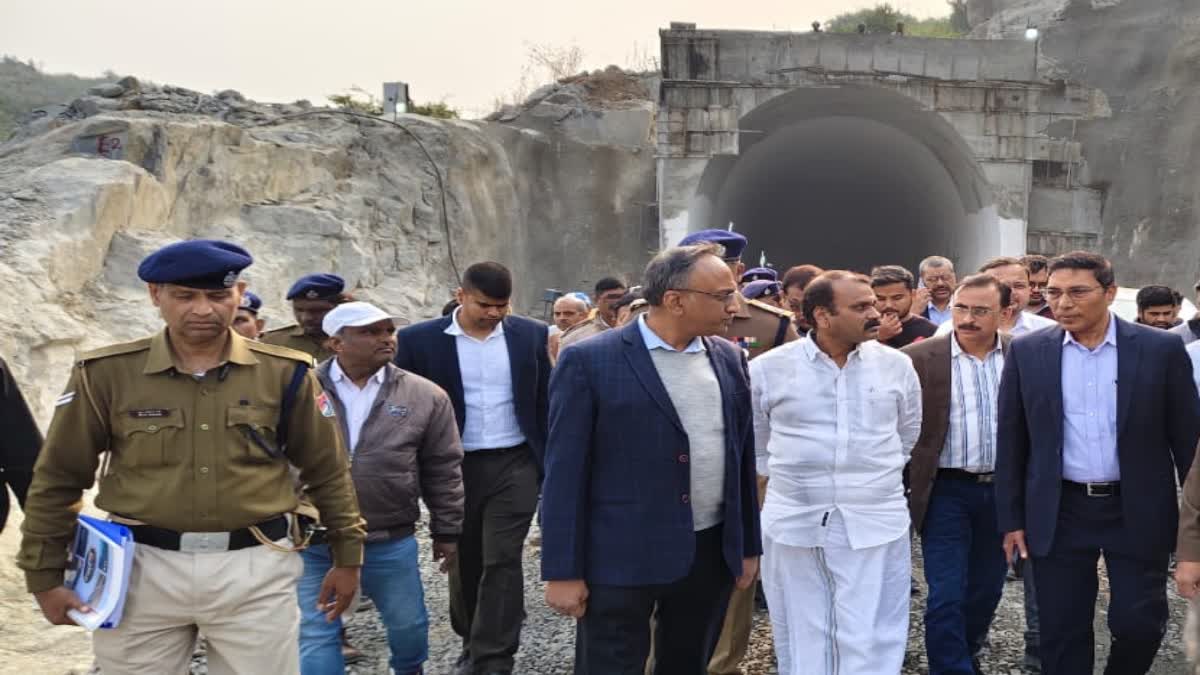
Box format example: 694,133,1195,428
938,468,995,484
1063,480,1120,497
463,442,529,457
128,515,289,552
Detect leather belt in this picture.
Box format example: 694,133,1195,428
1063,480,1120,497
128,515,289,552
937,468,995,484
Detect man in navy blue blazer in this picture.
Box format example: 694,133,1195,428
995,251,1200,675
394,262,550,675
541,243,762,675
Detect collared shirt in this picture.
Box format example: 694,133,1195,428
926,301,954,326
939,333,1005,472
636,314,706,353
749,336,923,550
1061,314,1119,482
329,358,386,455
444,309,525,451
935,308,1058,338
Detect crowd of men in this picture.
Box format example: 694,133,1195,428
6,230,1200,675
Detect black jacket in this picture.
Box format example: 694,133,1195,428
1,356,42,532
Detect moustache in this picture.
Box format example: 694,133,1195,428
864,318,881,331
958,324,979,332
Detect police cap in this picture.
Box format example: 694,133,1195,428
286,274,345,301
136,239,253,289
678,229,748,261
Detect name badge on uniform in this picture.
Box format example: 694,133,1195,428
728,336,760,349
387,404,409,419
129,409,170,419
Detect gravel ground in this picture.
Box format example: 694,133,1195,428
338,524,1190,675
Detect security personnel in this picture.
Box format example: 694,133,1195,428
679,229,799,361
678,229,798,675
261,273,350,362
18,240,366,674
740,266,778,287
232,290,265,340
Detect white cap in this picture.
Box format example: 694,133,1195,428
322,301,402,336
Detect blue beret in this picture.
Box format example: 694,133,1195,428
239,291,262,314
137,239,253,289
677,229,748,260
286,273,345,301
741,267,778,283
742,280,783,300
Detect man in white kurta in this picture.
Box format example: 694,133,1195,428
750,271,922,675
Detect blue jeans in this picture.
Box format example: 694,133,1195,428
298,537,428,675
921,477,1008,675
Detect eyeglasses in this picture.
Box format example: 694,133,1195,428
952,305,997,318
673,288,739,304
1044,286,1104,302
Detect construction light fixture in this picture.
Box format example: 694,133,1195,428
1024,22,1039,41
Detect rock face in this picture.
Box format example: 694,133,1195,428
973,0,1200,288
0,78,656,420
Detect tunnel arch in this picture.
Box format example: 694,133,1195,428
689,85,1000,274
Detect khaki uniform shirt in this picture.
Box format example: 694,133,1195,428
724,296,800,360
18,329,366,592
261,324,335,364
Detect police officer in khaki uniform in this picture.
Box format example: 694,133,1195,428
232,290,265,340
18,240,366,675
678,228,798,675
261,273,351,363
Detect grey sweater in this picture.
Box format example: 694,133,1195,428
648,348,727,531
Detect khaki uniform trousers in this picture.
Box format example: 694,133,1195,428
707,581,756,674
93,539,303,675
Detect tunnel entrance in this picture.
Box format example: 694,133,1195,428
690,86,998,274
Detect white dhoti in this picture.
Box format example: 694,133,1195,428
762,512,911,675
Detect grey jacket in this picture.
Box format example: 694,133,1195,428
316,360,464,543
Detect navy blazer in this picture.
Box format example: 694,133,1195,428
540,320,762,586
393,314,550,469
995,316,1200,557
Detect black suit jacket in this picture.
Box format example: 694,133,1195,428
394,314,550,470
995,316,1200,557
1,356,42,533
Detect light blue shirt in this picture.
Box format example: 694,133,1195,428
1060,314,1119,482
926,302,953,326
637,314,706,353
444,309,526,452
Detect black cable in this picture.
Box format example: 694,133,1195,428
248,109,460,284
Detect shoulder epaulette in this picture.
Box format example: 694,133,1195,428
246,341,317,365
77,337,153,363
747,299,794,318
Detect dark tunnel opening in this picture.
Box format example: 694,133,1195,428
687,85,998,275
712,117,968,274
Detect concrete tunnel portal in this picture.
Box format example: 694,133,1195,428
689,86,999,274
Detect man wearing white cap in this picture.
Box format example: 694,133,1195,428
297,302,465,675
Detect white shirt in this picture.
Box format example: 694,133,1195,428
935,309,1057,338
1187,340,1200,396
940,333,1005,472
445,309,525,451
329,358,386,455
749,336,923,550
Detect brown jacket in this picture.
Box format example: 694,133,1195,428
315,360,464,543
902,333,1011,531
1179,448,1200,561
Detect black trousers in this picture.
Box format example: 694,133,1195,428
1031,486,1169,675
575,525,734,675
449,445,540,674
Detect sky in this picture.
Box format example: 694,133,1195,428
1,0,952,119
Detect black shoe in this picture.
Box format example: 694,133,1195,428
453,653,471,675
